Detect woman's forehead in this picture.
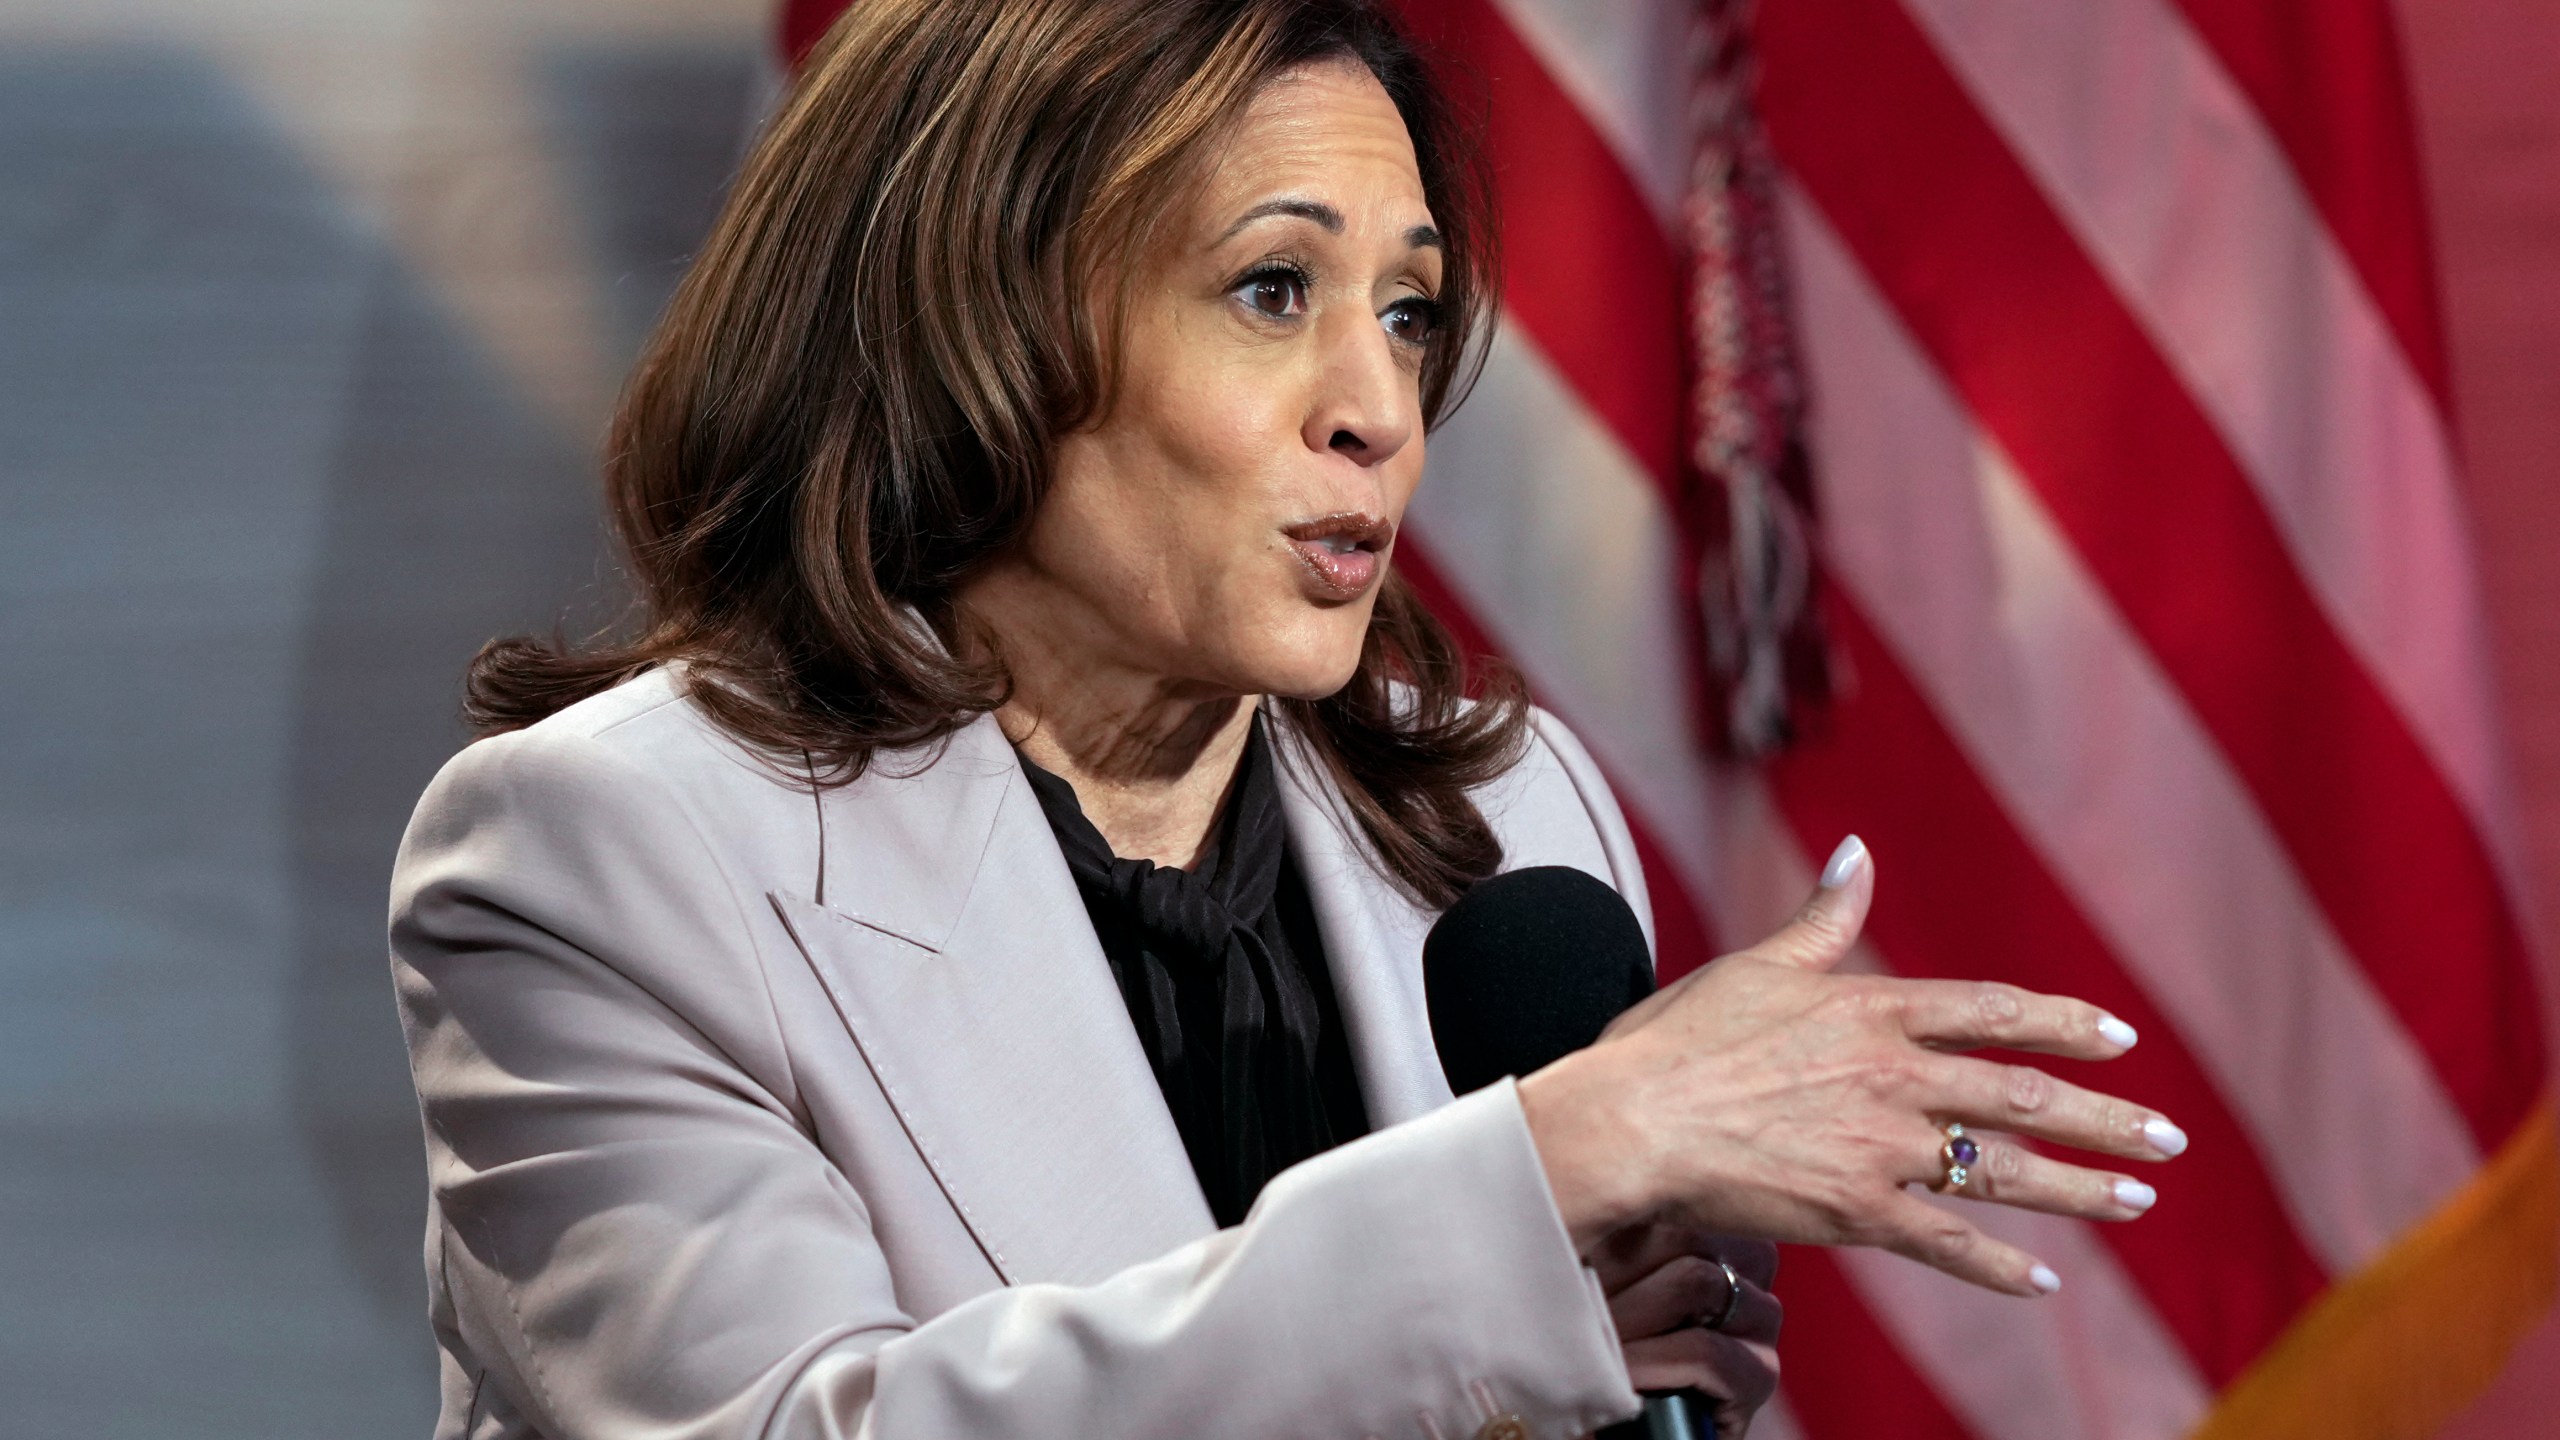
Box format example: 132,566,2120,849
1202,62,1429,232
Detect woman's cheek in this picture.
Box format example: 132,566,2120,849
1386,444,1425,518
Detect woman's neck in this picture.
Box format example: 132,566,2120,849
958,600,1258,871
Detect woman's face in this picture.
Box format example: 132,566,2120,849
1004,59,1443,703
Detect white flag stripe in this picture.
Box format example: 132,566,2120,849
1900,0,2526,899
1786,189,2480,1268
1837,1215,2214,1440
1703,778,2213,1440
1479,0,2522,993
1485,0,1692,226
1422,233,2479,1276
1410,327,1733,906
1752,1394,1808,1440
1419,336,2214,1439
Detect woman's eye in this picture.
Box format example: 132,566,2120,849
1238,269,1308,318
1382,296,1440,344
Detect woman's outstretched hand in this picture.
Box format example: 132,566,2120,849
1520,837,2182,1298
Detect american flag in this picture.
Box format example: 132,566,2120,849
778,3,2555,1436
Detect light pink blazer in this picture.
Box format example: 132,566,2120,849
390,665,1653,1439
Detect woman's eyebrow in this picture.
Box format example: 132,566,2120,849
1218,197,1342,241
1214,198,1444,251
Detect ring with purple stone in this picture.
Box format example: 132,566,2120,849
1936,1123,1982,1192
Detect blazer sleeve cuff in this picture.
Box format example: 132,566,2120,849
856,1076,1642,1440
1251,1075,1643,1437
860,1071,1648,1424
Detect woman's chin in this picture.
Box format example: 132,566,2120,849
1231,623,1370,702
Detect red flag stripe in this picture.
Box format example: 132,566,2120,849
1392,0,1688,492
1412,309,2337,1375
1397,538,1726,981
2162,0,2451,405
778,0,836,66
1411,378,2229,1423
1618,811,1721,986
1781,184,2486,1263
1386,0,2337,1372
1893,0,2513,911
1696,783,2217,1440
1465,5,2501,1259
1754,0,2543,1151
1827,1212,2215,1438
1776,1246,1979,1440
1398,535,1984,1439
1768,601,2331,1381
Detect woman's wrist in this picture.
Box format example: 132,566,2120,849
1518,1044,1656,1253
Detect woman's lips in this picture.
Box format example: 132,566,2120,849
1283,513,1393,600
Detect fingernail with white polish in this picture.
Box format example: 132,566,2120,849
2143,1117,2189,1157
1820,835,1869,889
2029,1264,2062,1295
2097,1013,2139,1050
2113,1179,2158,1213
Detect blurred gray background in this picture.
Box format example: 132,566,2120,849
0,3,770,1432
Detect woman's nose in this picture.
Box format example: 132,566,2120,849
1302,309,1417,466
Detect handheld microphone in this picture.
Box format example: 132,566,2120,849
1422,866,1716,1440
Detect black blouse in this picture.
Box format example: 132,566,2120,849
1018,717,1370,1226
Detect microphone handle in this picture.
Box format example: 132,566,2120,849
1597,1392,1715,1440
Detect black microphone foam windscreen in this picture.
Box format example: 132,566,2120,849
1423,865,1655,1096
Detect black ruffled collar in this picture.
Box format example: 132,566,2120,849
1018,716,1345,1224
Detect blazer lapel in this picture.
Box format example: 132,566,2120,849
1270,724,1456,1128
767,713,1213,1287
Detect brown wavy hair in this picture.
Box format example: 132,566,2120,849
466,0,1527,908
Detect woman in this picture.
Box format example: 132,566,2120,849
390,2,2180,1437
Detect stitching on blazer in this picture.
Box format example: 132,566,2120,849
462,1208,566,1432
439,1231,492,1438
770,895,1016,1280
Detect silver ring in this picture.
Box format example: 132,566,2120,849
1702,1257,1744,1331
1936,1122,1982,1192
